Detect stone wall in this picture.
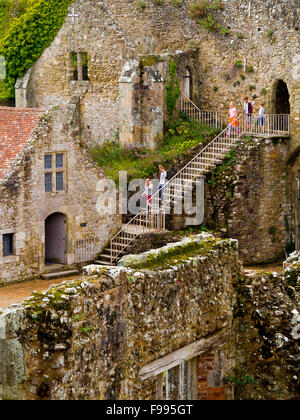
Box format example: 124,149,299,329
0,106,120,286
0,235,239,400
16,0,300,150
205,136,293,265
234,267,300,400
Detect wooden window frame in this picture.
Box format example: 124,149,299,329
140,330,228,400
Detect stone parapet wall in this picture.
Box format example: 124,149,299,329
0,235,239,400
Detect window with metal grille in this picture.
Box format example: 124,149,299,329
3,233,14,257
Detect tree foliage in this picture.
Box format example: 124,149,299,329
0,0,73,100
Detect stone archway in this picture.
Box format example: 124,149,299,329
275,80,290,114
45,213,67,264
270,79,291,115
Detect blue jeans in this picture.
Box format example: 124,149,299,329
159,184,164,202
258,116,265,127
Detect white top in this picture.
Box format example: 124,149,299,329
259,107,265,116
160,171,167,186
144,182,153,196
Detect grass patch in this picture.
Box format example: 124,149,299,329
88,120,221,184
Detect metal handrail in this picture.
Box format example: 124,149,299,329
109,115,243,263
108,94,291,264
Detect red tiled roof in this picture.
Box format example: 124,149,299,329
0,107,45,179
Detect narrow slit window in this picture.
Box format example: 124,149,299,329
81,52,89,81
72,52,89,81
72,52,79,81
3,233,14,257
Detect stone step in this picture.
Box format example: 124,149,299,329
94,260,117,266
41,270,79,280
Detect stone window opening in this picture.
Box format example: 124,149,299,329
72,52,89,82
2,233,15,257
183,67,192,100
155,360,198,400
44,153,66,193
140,333,228,400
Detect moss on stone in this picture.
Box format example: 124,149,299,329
119,235,237,270
139,55,159,67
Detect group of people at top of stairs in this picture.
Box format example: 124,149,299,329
227,97,265,137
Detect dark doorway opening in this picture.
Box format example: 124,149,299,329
276,80,290,114
45,213,66,264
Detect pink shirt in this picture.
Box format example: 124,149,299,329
230,107,237,119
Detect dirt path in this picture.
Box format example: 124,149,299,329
244,263,283,274
0,276,79,308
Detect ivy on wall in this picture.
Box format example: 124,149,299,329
0,0,73,100
165,58,180,121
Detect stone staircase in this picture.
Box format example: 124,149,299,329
95,93,290,267
40,264,79,280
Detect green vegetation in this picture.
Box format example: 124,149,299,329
264,28,276,43
89,120,220,184
285,265,300,291
165,58,180,121
81,325,97,335
246,65,254,73
0,0,31,38
235,32,244,39
190,0,229,35
124,237,229,270
207,148,237,189
139,55,158,67
224,375,257,387
136,0,147,11
0,0,73,101
170,0,183,7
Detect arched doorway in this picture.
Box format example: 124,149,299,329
183,67,192,99
275,80,290,114
45,213,66,264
